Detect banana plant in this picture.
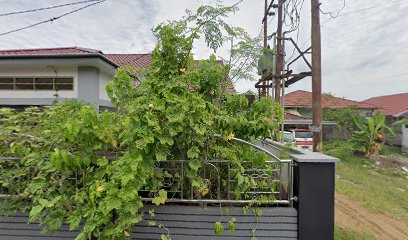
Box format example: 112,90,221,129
351,112,394,156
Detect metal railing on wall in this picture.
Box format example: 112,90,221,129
0,137,294,206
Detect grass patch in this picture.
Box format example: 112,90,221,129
334,226,373,240
325,140,408,223
381,144,408,158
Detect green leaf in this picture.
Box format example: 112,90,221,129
187,146,200,159
228,218,236,232
159,136,174,146
149,209,155,217
214,221,225,235
29,205,43,221
97,157,109,167
152,189,167,206
28,177,47,193
236,173,244,185
188,159,202,171
67,214,82,231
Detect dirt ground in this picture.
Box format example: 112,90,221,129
369,154,408,173
336,193,408,240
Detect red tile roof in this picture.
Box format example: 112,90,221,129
0,46,102,55
105,54,151,68
285,90,377,109
361,93,408,116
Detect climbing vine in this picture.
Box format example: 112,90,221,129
0,4,282,240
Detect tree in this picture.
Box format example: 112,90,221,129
0,4,282,240
352,112,393,156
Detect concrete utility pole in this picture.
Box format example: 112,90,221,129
311,0,322,152
275,0,283,104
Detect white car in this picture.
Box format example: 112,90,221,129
283,129,313,151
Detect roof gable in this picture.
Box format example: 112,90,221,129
362,93,408,116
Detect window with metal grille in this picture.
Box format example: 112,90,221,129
0,77,73,90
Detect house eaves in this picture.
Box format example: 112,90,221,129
0,53,119,68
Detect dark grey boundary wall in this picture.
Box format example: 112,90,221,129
292,148,338,240
0,206,297,240
0,140,337,240
261,140,339,240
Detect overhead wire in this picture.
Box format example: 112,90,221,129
0,0,102,17
284,0,306,63
297,0,407,50
328,0,406,17
231,5,276,84
0,0,107,37
319,0,346,18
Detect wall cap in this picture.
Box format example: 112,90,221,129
262,139,340,163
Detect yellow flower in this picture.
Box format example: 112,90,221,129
179,68,186,73
96,186,105,193
148,103,154,108
200,187,209,196
227,133,235,141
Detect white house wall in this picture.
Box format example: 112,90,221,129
99,70,114,102
0,58,117,107
0,65,78,101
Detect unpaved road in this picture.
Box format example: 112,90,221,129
336,193,408,240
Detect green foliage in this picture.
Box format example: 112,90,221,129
323,106,363,132
0,4,283,239
152,189,167,206
334,226,373,240
186,4,239,52
185,3,264,83
380,144,408,158
228,217,236,232
351,112,393,156
214,221,225,235
0,8,280,240
392,119,408,126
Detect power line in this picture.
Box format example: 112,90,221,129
320,0,346,18
0,0,106,37
285,0,306,63
0,0,102,17
323,0,405,18
298,0,407,50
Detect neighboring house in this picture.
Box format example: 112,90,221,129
0,47,234,109
362,93,408,146
361,93,408,124
284,90,378,119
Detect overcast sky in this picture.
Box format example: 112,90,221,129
0,0,407,101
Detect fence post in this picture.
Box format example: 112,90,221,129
291,151,339,240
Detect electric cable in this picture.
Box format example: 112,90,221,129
0,0,107,37
0,0,102,17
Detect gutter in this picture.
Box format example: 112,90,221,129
0,53,119,68
394,109,408,118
